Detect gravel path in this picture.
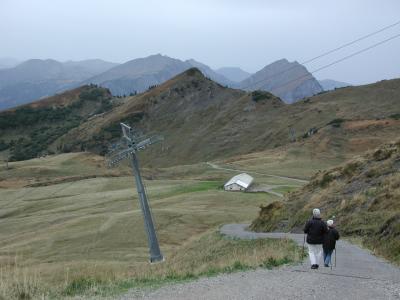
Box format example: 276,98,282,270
120,224,400,300
246,184,284,198
205,162,309,184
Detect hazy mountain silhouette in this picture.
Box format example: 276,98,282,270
239,59,323,103
0,59,117,110
215,67,251,82
0,57,20,69
319,79,351,91
84,54,233,95
0,55,345,110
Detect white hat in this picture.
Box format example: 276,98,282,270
327,220,334,226
313,208,321,217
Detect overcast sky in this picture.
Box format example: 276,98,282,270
1,0,400,84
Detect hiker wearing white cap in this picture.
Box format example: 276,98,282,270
303,208,328,269
323,219,340,267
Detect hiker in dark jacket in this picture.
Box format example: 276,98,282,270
323,219,340,267
304,208,328,269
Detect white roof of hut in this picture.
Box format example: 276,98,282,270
224,173,254,189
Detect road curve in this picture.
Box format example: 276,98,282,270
121,224,400,300
206,162,309,184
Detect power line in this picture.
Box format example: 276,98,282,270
309,33,400,75
301,20,400,65
243,32,400,93
242,20,400,90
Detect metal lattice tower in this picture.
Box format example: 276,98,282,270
289,127,296,143
106,123,164,263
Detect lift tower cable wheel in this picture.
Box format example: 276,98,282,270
106,123,164,263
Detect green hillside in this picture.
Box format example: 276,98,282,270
0,152,303,299
1,69,399,170
56,69,400,167
251,141,400,263
0,85,113,161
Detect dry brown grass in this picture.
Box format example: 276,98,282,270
0,232,301,299
344,119,399,130
0,256,43,300
58,232,300,298
251,141,400,264
0,152,303,298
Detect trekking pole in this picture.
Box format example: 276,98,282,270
334,248,337,267
301,234,305,260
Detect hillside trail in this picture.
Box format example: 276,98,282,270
206,162,309,184
206,161,306,198
121,224,400,300
247,184,284,198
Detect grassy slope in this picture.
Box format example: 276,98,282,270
0,85,112,161
0,152,302,299
1,69,399,170
57,70,400,167
250,141,400,264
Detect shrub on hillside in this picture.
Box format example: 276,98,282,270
389,113,400,120
327,118,345,128
251,91,272,102
250,201,287,232
79,88,107,101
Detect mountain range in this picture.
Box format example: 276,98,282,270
0,55,351,110
1,67,398,166
0,59,117,110
59,69,400,166
83,54,234,96
82,55,323,103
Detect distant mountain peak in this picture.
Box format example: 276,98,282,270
240,58,322,103
18,58,61,67
271,58,289,64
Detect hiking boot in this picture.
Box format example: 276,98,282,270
311,264,317,269
324,264,329,267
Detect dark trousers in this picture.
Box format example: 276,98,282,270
323,249,333,265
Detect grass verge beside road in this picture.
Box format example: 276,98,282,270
0,232,302,299
62,232,301,298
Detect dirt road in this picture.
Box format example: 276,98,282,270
121,224,400,300
206,162,309,184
